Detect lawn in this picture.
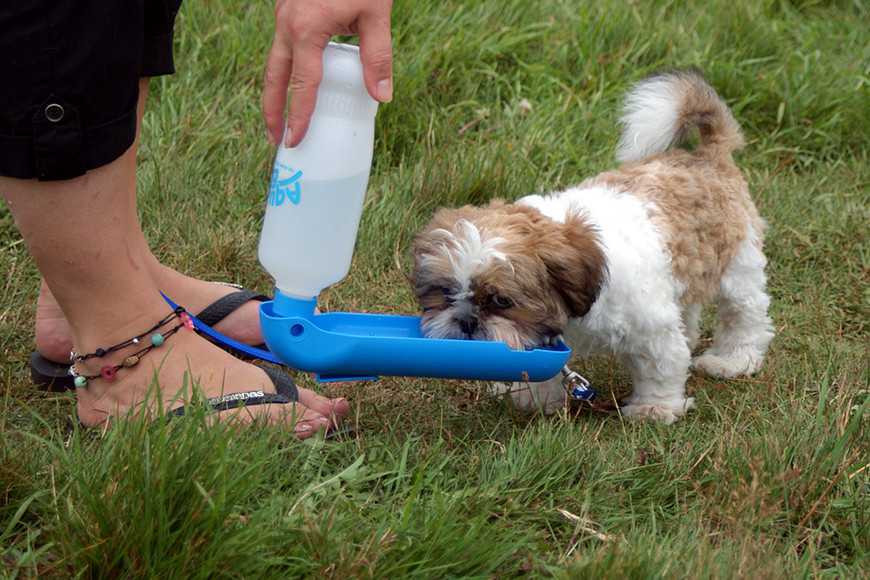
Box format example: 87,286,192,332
1,0,867,577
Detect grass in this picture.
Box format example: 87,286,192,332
1,0,868,576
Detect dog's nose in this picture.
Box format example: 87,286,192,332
457,316,479,336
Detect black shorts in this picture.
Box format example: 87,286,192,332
0,1,183,181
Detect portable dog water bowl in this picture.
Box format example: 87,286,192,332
258,292,571,383
248,43,571,384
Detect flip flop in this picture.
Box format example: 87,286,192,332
193,286,272,355
64,366,354,439
30,286,273,391
170,366,298,417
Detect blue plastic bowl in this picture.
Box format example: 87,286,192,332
258,291,571,383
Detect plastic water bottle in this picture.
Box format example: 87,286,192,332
258,42,379,300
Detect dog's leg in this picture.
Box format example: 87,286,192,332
682,303,702,351
491,377,566,415
619,321,695,424
693,229,774,378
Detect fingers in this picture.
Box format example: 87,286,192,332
358,9,394,103
264,1,394,147
285,36,329,147
262,38,293,146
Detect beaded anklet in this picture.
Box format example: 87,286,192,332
69,307,196,388
71,307,187,363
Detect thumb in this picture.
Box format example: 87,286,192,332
358,11,393,102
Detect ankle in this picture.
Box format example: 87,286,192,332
71,307,192,388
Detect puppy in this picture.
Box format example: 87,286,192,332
412,70,774,423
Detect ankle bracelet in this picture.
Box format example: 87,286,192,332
69,308,195,389
71,307,187,363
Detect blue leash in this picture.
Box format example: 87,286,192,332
161,292,285,366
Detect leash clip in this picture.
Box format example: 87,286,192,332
561,365,596,402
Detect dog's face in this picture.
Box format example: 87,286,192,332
412,201,606,349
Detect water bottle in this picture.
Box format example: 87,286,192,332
258,42,379,301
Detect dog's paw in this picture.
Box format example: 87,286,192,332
492,382,566,415
620,398,695,425
693,349,764,378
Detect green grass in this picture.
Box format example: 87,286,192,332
1,0,868,576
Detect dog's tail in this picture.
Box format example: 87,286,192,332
615,69,744,163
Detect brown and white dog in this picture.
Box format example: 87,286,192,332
412,70,774,423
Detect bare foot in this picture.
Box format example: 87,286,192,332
75,323,349,438
36,262,266,363
152,264,264,346
35,279,74,363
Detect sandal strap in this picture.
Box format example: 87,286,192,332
262,367,299,400
195,289,269,328
170,391,291,417
169,367,298,417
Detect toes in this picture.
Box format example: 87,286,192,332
268,403,331,439
296,388,350,422
181,399,332,440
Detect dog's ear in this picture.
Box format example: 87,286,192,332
538,215,606,318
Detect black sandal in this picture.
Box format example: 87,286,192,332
174,368,354,439
170,366,297,416
169,368,354,439
30,286,272,391
67,366,354,439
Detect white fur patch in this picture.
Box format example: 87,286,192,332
518,185,695,421
420,308,465,340
616,76,682,163
420,219,507,297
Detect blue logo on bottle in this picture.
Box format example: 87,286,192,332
268,162,303,206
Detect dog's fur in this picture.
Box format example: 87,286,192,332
412,70,774,423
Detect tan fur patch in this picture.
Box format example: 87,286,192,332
581,148,764,304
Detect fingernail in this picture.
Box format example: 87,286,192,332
266,129,276,146
377,79,393,102
295,423,312,433
283,128,293,148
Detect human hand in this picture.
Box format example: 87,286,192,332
263,0,394,148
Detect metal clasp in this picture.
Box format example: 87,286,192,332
561,365,596,401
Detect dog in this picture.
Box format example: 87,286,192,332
411,70,774,423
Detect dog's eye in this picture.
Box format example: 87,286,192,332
436,286,455,303
490,294,513,309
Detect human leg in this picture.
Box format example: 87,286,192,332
2,145,346,434
35,79,265,364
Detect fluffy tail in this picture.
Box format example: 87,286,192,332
615,69,744,163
